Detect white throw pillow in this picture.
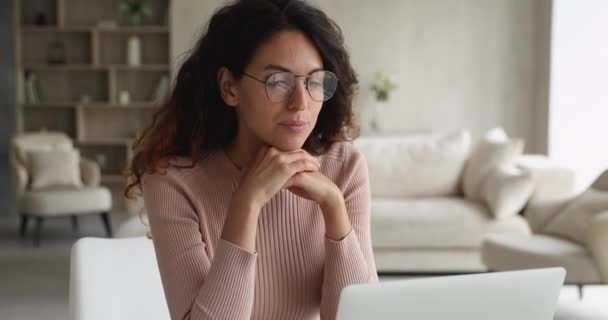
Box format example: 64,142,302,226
481,163,535,219
27,149,83,190
354,130,471,198
463,127,524,200
543,171,608,245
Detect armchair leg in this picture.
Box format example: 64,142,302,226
33,217,43,247
577,284,584,300
100,212,113,238
70,215,79,233
19,215,29,238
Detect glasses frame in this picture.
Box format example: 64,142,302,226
241,70,338,103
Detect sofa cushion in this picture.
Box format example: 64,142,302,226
482,234,601,284
19,187,112,216
354,130,471,198
463,127,524,200
481,163,535,219
371,197,530,249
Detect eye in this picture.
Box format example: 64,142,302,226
268,80,291,89
308,80,323,88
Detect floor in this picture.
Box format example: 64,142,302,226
0,213,607,320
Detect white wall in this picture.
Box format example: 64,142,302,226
171,0,549,150
548,0,608,188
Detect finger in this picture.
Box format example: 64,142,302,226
288,159,320,175
274,150,320,169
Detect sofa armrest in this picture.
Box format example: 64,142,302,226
515,155,578,232
586,211,608,283
481,163,535,219
80,157,101,187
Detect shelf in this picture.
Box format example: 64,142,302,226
21,31,91,65
78,102,161,109
101,175,126,184
17,0,170,213
29,69,109,103
23,64,169,71
76,138,132,146
22,102,78,108
99,32,169,65
77,144,129,176
77,106,155,142
22,106,77,139
19,0,58,26
21,26,170,33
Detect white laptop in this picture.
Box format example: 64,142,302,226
336,267,565,320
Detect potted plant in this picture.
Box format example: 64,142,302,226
369,72,397,132
118,0,153,26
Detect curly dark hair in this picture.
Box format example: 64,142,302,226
125,0,360,198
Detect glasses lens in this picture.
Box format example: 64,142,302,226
266,72,295,103
308,71,338,102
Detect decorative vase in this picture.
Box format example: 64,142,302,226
370,101,387,133
127,35,142,66
119,90,131,105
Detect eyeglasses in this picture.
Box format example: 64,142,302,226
241,70,338,103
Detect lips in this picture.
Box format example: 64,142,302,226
279,120,308,126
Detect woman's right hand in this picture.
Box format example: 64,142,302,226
235,146,321,211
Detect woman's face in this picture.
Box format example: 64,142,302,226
222,30,325,152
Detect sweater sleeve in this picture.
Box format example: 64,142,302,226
320,146,379,320
142,171,257,320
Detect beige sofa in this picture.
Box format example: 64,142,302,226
354,129,567,273
483,166,608,286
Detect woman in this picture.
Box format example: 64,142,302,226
126,0,378,319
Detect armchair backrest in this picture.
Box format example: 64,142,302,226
10,131,75,198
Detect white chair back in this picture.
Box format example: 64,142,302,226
11,131,74,167
69,237,170,320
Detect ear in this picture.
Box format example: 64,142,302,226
217,67,239,107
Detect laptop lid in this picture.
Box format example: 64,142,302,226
336,268,566,320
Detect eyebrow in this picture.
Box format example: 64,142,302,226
263,64,323,74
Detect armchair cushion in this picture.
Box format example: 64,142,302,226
543,169,608,245
19,187,112,216
481,163,535,219
27,149,83,190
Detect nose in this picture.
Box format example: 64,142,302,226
287,79,308,111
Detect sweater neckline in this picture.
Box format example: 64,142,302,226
218,148,244,180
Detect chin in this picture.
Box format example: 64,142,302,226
271,137,307,152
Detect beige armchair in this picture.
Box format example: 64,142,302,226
10,131,113,247
482,160,608,298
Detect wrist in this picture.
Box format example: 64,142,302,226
319,187,344,212
231,190,262,217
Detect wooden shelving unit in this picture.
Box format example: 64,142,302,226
15,0,171,210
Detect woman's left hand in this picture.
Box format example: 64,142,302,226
283,170,342,209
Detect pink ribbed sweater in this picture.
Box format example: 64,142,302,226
142,141,378,320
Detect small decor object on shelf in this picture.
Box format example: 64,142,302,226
119,90,131,105
47,40,67,64
369,72,398,132
118,0,153,26
34,12,49,26
127,35,142,66
24,71,40,104
151,75,170,102
95,154,108,170
80,95,93,104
